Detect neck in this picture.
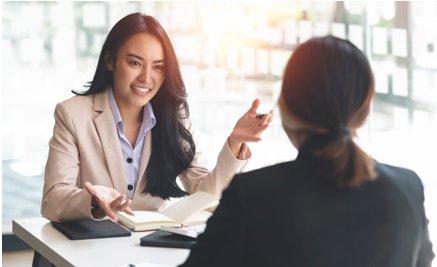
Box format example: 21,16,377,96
119,103,143,126
113,91,143,126
285,128,308,150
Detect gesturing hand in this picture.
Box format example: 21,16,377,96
228,98,274,157
85,182,135,221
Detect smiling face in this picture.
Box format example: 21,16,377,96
107,32,165,110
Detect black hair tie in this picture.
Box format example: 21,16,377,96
332,125,351,135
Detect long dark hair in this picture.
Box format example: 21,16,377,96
73,13,195,199
281,36,375,187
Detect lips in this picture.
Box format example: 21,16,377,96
130,86,151,93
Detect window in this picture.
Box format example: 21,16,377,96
3,2,436,255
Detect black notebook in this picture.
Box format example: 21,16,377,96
52,219,131,240
140,230,197,249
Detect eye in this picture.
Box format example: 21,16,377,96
129,61,140,66
154,65,164,70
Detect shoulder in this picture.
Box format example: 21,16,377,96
232,160,305,192
54,94,98,121
58,94,95,113
375,162,422,187
375,161,419,179
236,161,297,179
374,161,424,197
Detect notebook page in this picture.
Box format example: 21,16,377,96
160,191,219,223
118,211,176,224
181,210,213,226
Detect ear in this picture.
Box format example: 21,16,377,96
105,51,113,71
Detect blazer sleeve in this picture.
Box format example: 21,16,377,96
41,102,93,222
417,216,435,267
416,177,435,267
178,121,252,198
179,175,246,267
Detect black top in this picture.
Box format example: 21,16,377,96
180,136,434,267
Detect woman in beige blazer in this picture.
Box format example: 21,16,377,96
42,13,273,222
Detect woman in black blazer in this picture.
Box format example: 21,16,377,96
179,36,434,267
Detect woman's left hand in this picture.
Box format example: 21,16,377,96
228,98,274,157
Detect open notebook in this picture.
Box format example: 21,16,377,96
116,191,219,231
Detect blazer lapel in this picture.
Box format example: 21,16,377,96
93,89,128,196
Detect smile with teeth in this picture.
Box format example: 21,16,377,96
131,86,151,93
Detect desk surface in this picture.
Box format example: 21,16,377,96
13,218,190,267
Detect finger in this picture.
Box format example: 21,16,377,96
125,207,135,216
259,113,270,126
253,137,262,142
105,195,125,221
100,203,117,221
267,109,274,123
255,123,271,136
117,199,132,212
111,195,126,211
84,182,96,196
248,98,261,114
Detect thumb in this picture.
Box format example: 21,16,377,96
248,98,260,114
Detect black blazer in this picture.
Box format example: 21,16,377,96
180,136,434,267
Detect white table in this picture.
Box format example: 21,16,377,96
13,218,190,267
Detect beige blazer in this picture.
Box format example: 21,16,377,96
42,89,251,222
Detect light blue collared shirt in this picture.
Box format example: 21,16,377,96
109,87,156,199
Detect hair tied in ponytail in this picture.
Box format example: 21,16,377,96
281,36,376,187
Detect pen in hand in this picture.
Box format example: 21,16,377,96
255,113,266,119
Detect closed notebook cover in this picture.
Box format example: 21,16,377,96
140,230,197,249
52,219,131,240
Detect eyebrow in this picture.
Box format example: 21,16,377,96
126,53,164,63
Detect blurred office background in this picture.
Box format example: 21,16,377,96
2,1,436,262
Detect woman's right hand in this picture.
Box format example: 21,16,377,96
84,182,135,221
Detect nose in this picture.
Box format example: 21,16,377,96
139,66,152,84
